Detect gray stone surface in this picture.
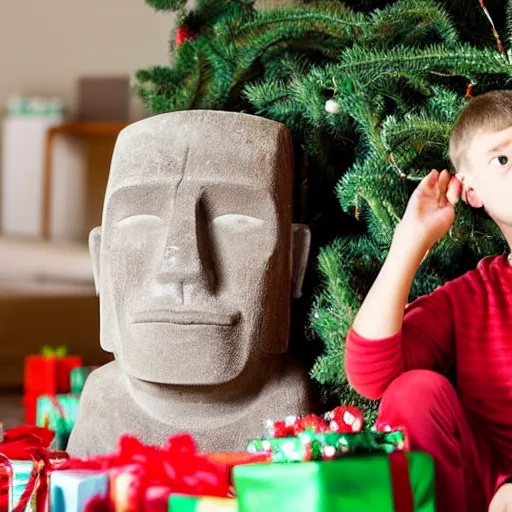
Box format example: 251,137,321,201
68,110,313,455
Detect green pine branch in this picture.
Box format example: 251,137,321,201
366,0,459,48
507,0,512,54
144,0,186,11
332,44,511,81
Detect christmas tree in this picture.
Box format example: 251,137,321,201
137,0,512,415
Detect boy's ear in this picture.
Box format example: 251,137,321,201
456,174,483,208
89,227,102,295
465,187,484,209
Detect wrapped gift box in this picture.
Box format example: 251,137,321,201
36,395,80,450
10,460,38,512
0,426,65,512
170,495,238,511
233,452,435,512
51,434,234,511
0,458,43,512
49,469,108,512
24,347,82,425
69,366,97,395
204,453,271,484
24,348,82,396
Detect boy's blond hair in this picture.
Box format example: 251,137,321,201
449,90,512,171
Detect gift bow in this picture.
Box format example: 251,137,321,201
63,433,232,511
0,425,54,459
0,426,56,512
40,345,67,357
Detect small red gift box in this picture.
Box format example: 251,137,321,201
24,347,82,396
23,346,82,425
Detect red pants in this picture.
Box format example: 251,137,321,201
378,370,497,512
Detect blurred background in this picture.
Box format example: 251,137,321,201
0,0,175,425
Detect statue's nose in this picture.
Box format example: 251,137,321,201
155,197,211,288
156,244,203,285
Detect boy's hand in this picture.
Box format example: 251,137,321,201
489,483,512,511
396,169,462,252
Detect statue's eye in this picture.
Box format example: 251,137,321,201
212,214,264,232
116,214,164,227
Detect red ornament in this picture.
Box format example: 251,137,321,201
325,406,364,434
295,414,330,435
270,421,292,438
176,26,193,46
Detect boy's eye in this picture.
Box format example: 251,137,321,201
491,155,509,167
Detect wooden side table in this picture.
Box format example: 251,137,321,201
41,122,129,240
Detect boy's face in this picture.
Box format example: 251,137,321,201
458,125,512,226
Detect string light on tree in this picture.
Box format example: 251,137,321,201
325,99,340,114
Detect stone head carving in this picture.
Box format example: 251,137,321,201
89,110,310,386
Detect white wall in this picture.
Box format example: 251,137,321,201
0,0,175,241
0,0,174,117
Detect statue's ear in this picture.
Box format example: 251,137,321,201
291,224,311,299
89,227,102,295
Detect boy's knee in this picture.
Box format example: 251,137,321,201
379,370,455,419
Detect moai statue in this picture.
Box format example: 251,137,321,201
67,110,313,455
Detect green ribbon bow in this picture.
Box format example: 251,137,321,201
40,345,67,357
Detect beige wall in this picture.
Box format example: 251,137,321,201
0,0,175,117
0,0,176,241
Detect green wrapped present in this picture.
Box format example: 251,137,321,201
247,430,407,463
234,452,435,512
247,437,305,463
69,366,97,394
169,495,238,511
36,394,80,450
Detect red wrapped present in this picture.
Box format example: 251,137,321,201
0,425,63,512
144,485,173,512
24,346,82,396
24,346,82,424
59,434,233,511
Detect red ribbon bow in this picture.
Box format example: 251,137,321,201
0,426,54,459
61,434,232,511
0,425,55,512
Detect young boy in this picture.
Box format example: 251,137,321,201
346,90,512,512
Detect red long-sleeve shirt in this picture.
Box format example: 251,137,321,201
346,255,512,485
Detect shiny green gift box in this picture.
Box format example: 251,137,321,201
233,452,435,512
36,394,80,450
70,366,97,395
169,495,238,511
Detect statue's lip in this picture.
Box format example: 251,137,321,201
131,309,240,326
